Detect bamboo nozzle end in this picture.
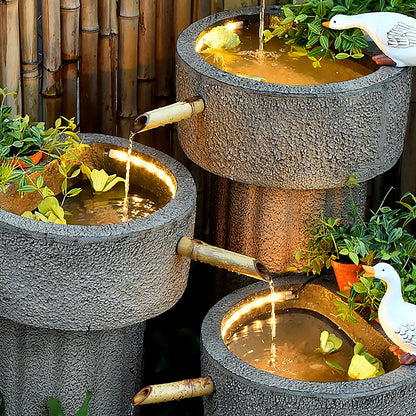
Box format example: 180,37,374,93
255,260,272,282
132,114,148,134
132,386,152,406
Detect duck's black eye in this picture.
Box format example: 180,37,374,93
333,20,337,23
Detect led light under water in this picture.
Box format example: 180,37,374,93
108,149,177,198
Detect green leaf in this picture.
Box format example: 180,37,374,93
46,397,65,416
36,175,44,188
319,35,329,50
317,1,326,16
74,391,93,416
66,187,82,198
336,52,350,59
324,359,346,372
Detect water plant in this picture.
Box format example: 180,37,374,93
347,343,385,380
47,391,92,416
263,0,416,66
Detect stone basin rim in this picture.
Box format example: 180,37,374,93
177,6,409,96
202,279,416,398
0,133,195,241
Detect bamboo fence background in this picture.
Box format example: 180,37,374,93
0,0,415,232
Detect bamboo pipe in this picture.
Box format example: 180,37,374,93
177,237,271,282
132,377,214,406
131,97,205,134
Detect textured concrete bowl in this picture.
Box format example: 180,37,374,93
0,133,196,331
0,134,196,415
176,6,412,190
201,275,416,415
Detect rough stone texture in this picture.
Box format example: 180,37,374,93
201,276,416,415
176,6,412,190
0,134,196,331
0,316,144,416
0,134,196,415
211,177,368,275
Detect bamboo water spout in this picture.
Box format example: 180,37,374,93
177,237,271,282
131,97,204,134
132,377,214,406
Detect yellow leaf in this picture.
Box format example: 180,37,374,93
348,354,378,380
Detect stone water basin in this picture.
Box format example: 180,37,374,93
201,275,416,415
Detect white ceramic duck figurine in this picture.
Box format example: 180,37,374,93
363,263,416,364
323,12,416,67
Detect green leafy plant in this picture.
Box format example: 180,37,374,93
347,343,384,380
197,25,241,52
288,176,374,275
263,0,416,66
47,391,93,416
81,166,124,193
317,330,346,371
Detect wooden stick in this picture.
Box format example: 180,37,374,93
98,0,117,134
1,0,22,114
80,0,99,132
132,377,214,406
61,0,80,120
155,0,173,97
19,0,39,119
138,0,156,80
223,0,258,9
117,0,139,122
210,0,224,12
177,237,271,281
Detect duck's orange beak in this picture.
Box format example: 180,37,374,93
322,21,330,28
362,265,375,277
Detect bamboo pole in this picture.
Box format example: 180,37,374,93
117,0,139,136
192,0,210,21
173,0,191,42
223,0,258,9
19,0,39,120
0,0,22,114
80,0,99,132
132,377,214,406
210,0,224,13
138,0,156,80
135,80,155,146
155,0,173,98
177,237,271,281
61,0,80,121
98,0,117,135
41,0,63,124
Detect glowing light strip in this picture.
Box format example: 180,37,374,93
221,291,294,339
108,149,177,198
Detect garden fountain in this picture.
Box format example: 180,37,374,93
172,6,412,277
0,132,275,415
134,275,416,415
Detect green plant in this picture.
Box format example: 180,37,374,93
347,343,384,380
289,176,374,275
332,190,416,322
263,0,416,66
47,391,92,416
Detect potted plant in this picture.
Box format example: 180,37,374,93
291,181,416,322
0,87,124,224
289,176,375,294
263,0,416,67
336,191,416,322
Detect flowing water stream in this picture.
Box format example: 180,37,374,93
122,132,134,222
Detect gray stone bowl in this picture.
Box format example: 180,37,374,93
0,133,196,331
201,275,416,415
176,6,412,189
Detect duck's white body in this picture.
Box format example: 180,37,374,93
364,263,416,355
326,12,416,67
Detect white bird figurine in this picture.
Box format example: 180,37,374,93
323,12,416,67
363,263,416,364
